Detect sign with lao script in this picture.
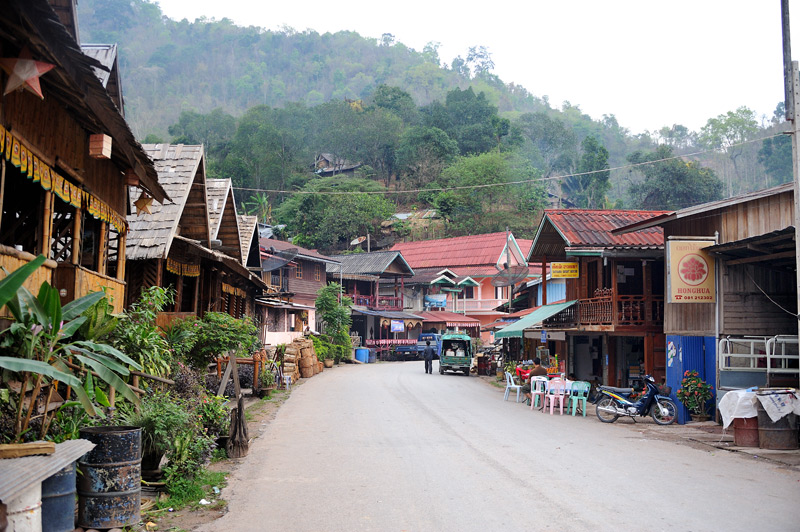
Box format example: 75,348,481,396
390,319,405,332
551,262,579,278
667,240,716,303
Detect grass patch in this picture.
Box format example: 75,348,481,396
155,469,227,511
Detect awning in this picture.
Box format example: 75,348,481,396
414,311,481,328
255,298,315,311
495,300,577,339
352,309,425,329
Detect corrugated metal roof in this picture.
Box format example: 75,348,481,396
258,238,339,264
391,232,526,269
495,301,577,339
126,144,205,260
530,210,668,258
414,311,480,326
0,439,94,501
327,251,413,277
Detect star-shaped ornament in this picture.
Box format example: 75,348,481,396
0,47,55,99
134,191,153,216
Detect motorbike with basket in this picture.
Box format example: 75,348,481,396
594,375,677,425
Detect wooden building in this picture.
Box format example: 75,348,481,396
125,144,266,319
615,183,798,420
0,0,168,314
526,210,669,387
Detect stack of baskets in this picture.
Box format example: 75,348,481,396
284,337,323,380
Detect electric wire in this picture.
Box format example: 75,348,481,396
230,132,787,197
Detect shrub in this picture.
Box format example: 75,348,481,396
185,312,260,369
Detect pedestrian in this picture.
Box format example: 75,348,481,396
423,340,435,374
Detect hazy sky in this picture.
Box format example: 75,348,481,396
154,0,798,134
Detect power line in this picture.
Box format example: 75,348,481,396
231,132,786,196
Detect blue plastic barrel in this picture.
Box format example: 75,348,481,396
355,348,369,363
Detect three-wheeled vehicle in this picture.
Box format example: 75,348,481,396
439,332,472,376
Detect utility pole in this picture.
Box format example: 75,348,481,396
782,1,800,351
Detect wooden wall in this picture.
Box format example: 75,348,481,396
721,264,796,336
289,258,327,306
2,89,127,215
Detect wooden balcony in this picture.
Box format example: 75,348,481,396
349,294,403,311
447,298,506,312
53,263,126,314
546,289,663,331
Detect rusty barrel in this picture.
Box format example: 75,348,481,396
732,417,759,447
756,390,799,450
77,426,142,529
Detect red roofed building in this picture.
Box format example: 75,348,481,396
523,210,670,387
390,232,537,342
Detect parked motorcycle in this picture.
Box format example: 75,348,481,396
594,375,677,425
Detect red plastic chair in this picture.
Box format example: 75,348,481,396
544,378,567,415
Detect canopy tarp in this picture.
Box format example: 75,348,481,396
495,300,577,339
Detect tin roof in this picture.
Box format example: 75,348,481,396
259,238,339,265
391,232,529,269
0,439,94,502
327,251,414,277
414,311,481,327
530,209,668,259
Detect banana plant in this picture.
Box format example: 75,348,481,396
0,257,141,440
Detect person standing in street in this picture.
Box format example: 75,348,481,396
423,340,435,374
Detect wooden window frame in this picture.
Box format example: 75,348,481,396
314,263,321,281
295,262,303,279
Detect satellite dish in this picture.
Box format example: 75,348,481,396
350,236,367,246
490,265,530,287
260,246,298,272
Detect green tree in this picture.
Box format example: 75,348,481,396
515,112,577,177
628,145,723,210
757,135,792,187
396,126,459,189
562,135,610,208
371,85,419,124
698,106,759,195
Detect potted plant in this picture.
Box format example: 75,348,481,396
676,370,714,421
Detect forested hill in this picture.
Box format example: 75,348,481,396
78,0,555,139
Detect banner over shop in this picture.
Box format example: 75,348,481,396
666,239,716,303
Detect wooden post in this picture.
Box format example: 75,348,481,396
98,221,108,275
0,160,5,235
175,274,184,312
541,256,548,305
41,190,52,258
226,395,249,458
192,274,200,314
117,232,126,282
72,207,82,265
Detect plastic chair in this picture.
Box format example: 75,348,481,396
569,381,591,416
544,378,567,415
530,376,548,411
503,371,523,402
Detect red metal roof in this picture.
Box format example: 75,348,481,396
391,232,526,269
414,311,480,326
545,210,669,248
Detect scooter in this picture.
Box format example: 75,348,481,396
594,375,677,425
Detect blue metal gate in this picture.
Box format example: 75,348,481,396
665,335,716,424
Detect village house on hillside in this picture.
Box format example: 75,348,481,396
313,153,361,177
124,144,266,322
390,232,536,343
0,0,168,314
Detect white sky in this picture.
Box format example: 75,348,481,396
154,0,799,134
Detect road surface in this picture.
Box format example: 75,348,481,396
200,362,800,532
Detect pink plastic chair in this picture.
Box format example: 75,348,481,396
530,377,548,411
544,378,567,415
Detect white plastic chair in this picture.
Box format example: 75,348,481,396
530,376,548,410
503,371,523,402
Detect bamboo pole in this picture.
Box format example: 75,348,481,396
98,221,108,275
42,190,52,257
117,232,126,282
72,207,82,265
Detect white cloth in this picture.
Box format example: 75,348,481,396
718,390,758,429
755,389,800,423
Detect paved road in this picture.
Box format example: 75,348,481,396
200,362,800,532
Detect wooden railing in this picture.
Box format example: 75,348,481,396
0,246,56,319
53,263,126,314
349,294,403,310
545,290,664,330
447,298,506,312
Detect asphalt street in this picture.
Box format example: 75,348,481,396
200,362,800,532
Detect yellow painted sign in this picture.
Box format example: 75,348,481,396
667,240,716,303
551,262,579,278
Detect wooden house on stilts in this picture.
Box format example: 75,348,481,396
124,144,267,319
0,0,168,314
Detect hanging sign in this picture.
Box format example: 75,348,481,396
424,294,447,308
667,240,716,303
390,320,404,333
551,262,579,278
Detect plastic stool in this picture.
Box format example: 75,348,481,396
283,375,292,391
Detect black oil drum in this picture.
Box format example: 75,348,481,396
77,426,142,529
41,463,76,532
